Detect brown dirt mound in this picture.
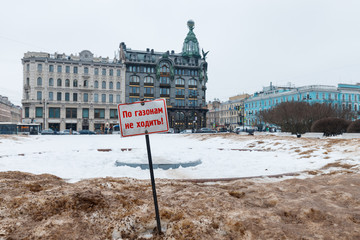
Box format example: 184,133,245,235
1,171,360,239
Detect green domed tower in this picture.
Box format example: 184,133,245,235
182,20,201,58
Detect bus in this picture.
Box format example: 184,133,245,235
0,123,41,135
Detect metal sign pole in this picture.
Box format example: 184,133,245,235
145,132,162,234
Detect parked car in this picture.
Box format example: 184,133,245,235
59,129,79,135
196,128,217,133
112,125,121,134
180,129,193,134
40,129,57,135
78,130,96,135
233,127,243,134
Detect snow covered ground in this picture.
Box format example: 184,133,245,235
0,133,359,182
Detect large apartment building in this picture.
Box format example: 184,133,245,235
0,95,21,122
21,20,208,132
21,50,125,131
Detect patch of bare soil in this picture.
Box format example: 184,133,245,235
1,171,360,239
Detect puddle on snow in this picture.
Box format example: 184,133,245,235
115,160,202,170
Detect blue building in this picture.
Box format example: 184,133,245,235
245,83,360,127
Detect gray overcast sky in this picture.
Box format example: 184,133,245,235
1,0,360,105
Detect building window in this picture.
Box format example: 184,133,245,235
49,108,60,118
37,77,42,86
175,99,185,107
102,68,106,76
109,94,113,103
73,79,78,87
57,78,62,87
110,109,118,119
65,79,70,87
84,67,89,74
144,76,154,85
109,81,113,89
49,92,53,100
66,66,70,73
57,92,62,101
26,78,30,85
101,94,106,103
49,65,54,72
188,79,197,86
160,88,169,95
94,109,105,118
72,93,77,102
26,64,30,72
94,68,99,75
160,77,170,84
65,92,70,101
25,107,29,118
109,69,113,76
57,65,62,73
116,94,120,103
83,93,88,102
130,87,140,94
176,89,185,96
82,108,89,118
84,80,88,87
37,64,42,72
117,69,121,76
102,81,106,89
175,78,185,86
144,87,154,94
130,75,140,84
94,81,99,88
36,107,43,118
49,78,54,86
188,89,198,97
73,66,78,74
116,82,120,89
94,94,99,102
37,91,42,100
66,108,77,118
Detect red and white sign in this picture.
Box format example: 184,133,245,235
117,99,169,137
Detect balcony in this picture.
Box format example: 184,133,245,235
130,93,140,97
188,85,197,89
176,95,185,98
144,83,154,86
129,82,140,86
160,94,170,98
160,83,170,87
176,84,185,88
144,93,154,97
24,84,30,90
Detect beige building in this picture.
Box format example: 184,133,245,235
207,94,249,131
0,95,21,123
21,50,126,131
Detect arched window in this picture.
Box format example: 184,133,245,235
37,77,42,86
109,81,113,89
57,78,62,87
144,76,154,84
73,79,78,87
84,67,89,74
65,79,70,87
175,78,185,85
188,79,197,86
94,81,99,88
49,78,54,86
116,82,120,90
102,81,106,89
160,62,170,73
129,76,140,84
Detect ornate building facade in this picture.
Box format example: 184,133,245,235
0,95,21,123
119,20,208,132
21,20,208,132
